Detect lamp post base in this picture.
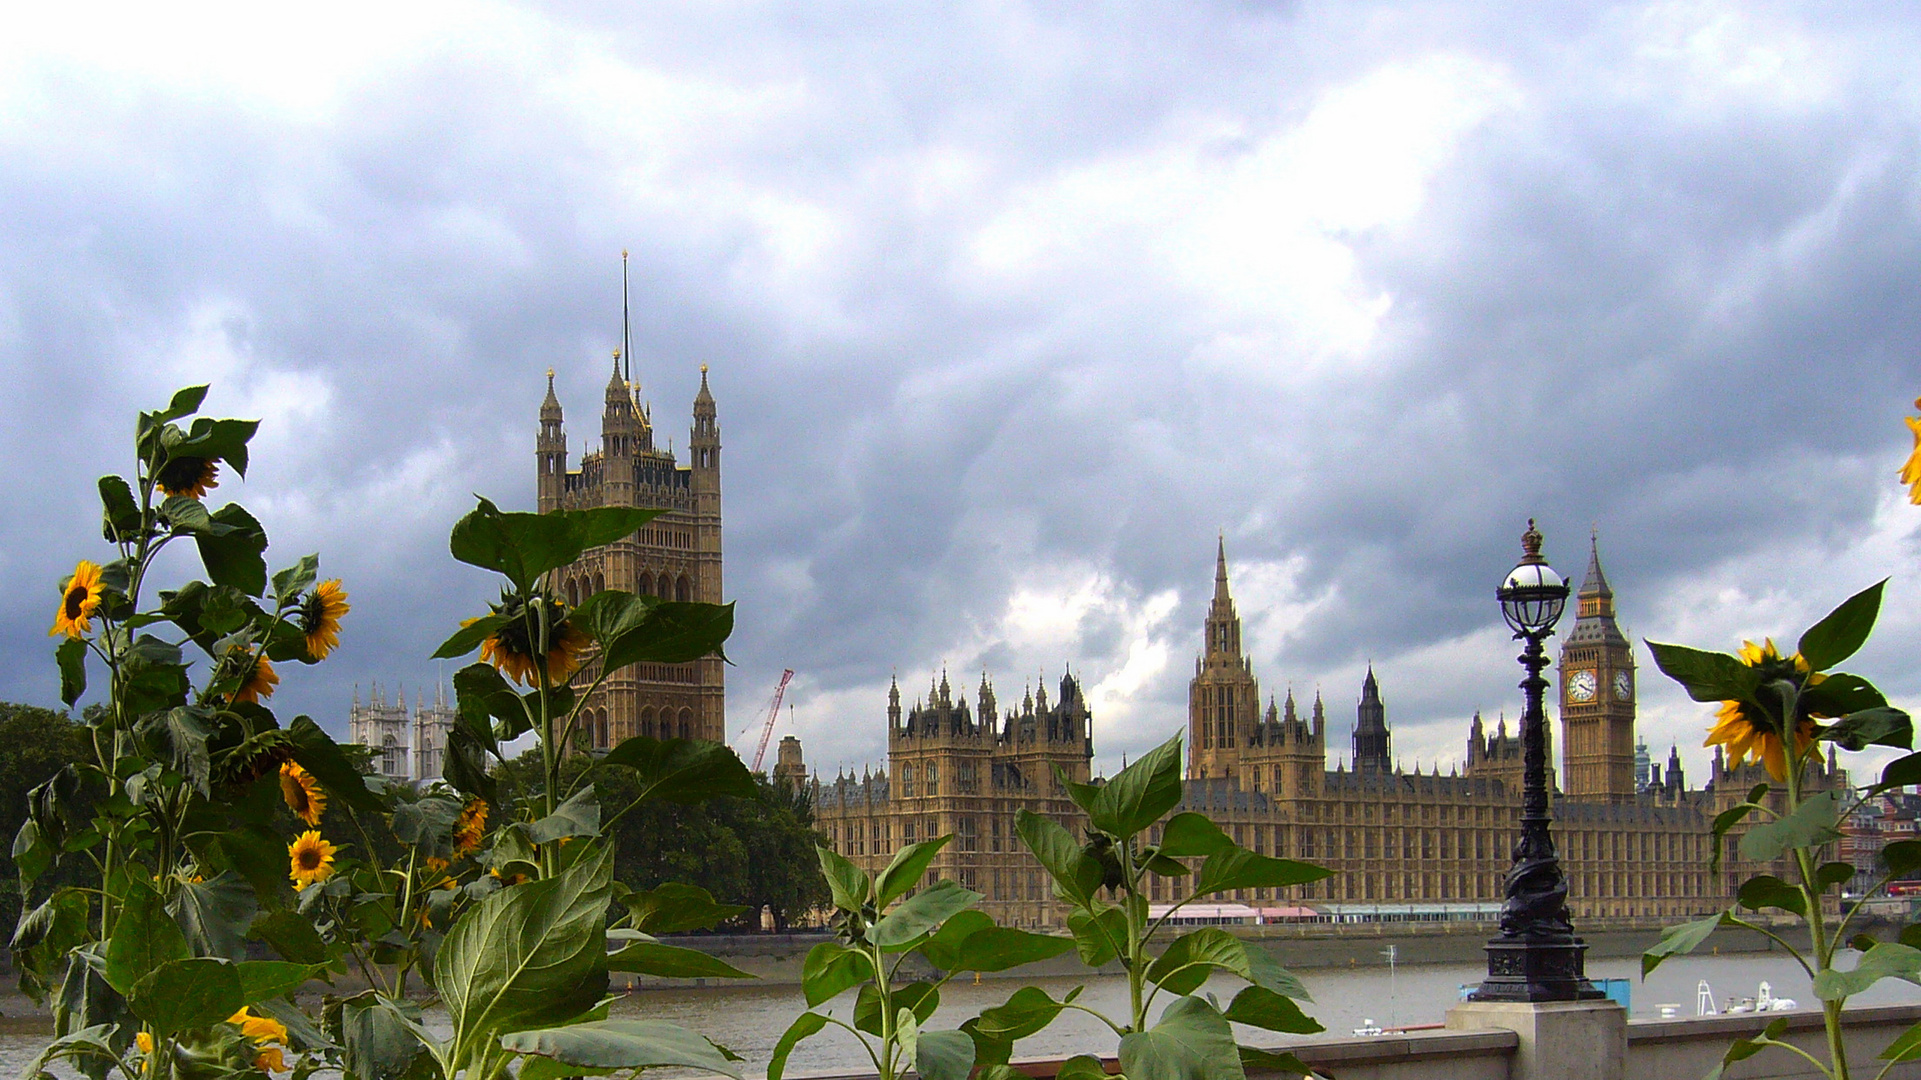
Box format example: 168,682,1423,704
1469,939,1607,1003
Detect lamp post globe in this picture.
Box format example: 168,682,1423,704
1469,519,1605,1003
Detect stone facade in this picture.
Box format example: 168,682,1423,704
347,683,455,783
814,538,1845,927
536,355,725,747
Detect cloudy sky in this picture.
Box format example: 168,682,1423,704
3,2,1918,786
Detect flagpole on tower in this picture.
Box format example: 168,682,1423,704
621,249,632,386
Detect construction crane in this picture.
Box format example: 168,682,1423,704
746,669,795,772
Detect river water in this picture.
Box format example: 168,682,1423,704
4,951,1917,1078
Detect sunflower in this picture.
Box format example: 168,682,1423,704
156,455,220,500
1902,397,1921,505
287,831,338,887
233,654,279,704
474,599,590,687
453,799,489,855
135,1032,153,1055
297,580,350,660
279,761,326,826
1702,638,1826,782
253,1047,288,1074
50,560,104,639
227,1009,288,1046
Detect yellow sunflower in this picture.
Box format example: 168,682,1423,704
298,580,350,660
452,799,489,854
227,1008,288,1046
50,560,104,639
233,654,279,704
135,1032,153,1055
287,831,338,887
254,1047,288,1074
474,603,590,687
1702,638,1826,782
1901,397,1921,505
156,455,220,500
278,761,326,826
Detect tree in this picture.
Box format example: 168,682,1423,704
0,702,94,930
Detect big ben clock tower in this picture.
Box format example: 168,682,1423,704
1558,533,1638,802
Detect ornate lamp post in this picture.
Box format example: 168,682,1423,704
1470,520,1605,1003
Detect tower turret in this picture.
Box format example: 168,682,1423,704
538,369,567,512
1188,537,1260,780
1353,665,1392,773
1558,532,1638,802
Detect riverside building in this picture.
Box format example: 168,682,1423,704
813,538,1843,927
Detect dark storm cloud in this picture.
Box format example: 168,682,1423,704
3,2,1919,781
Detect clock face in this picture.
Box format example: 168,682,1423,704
1614,670,1633,701
1567,669,1598,704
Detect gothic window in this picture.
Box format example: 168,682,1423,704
676,575,690,602
596,710,609,749
638,572,653,598
640,706,656,738
901,765,914,797
594,572,605,593
678,707,694,739
958,817,977,852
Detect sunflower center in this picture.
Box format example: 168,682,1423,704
63,586,87,620
297,848,323,871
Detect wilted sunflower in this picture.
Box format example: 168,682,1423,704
227,1009,288,1046
453,799,489,854
287,831,338,887
473,598,589,686
50,560,104,639
1703,638,1826,782
156,455,220,499
253,1047,288,1074
298,580,350,660
232,654,279,704
1902,397,1921,505
279,761,326,826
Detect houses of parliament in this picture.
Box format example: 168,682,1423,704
815,538,1844,928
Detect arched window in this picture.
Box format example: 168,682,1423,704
596,710,609,749
566,578,579,607
678,707,694,740
637,572,653,598
640,706,655,739
675,575,690,602
594,572,605,593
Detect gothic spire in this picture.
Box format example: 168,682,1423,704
1580,529,1613,598
1213,533,1231,605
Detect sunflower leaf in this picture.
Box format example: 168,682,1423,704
286,716,383,813
273,555,320,609
1818,707,1912,752
98,475,142,542
434,614,509,661
1741,789,1845,863
598,602,735,672
196,503,268,597
1645,641,1762,704
56,638,86,707
1798,580,1887,672
599,737,755,805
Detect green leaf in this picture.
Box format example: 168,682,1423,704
600,737,756,804
1885,841,1921,879
1736,875,1806,917
391,795,464,850
1801,673,1889,721
947,925,1075,974
103,878,190,996
1147,927,1258,995
168,871,258,959
1224,984,1324,1034
160,494,215,536
196,503,269,597
1016,809,1101,909
1880,1019,1921,1062
449,497,577,590
333,991,426,1080
620,882,749,934
22,1025,123,1080
435,614,510,661
271,554,321,609
128,958,244,1037
1245,944,1312,1000
1815,862,1856,892
503,1020,741,1078
436,841,613,1061
1119,995,1245,1080
1160,812,1235,858
1709,784,1771,873
1798,580,1886,671
877,836,952,906
56,638,86,707
767,1013,828,1080
1741,790,1845,863
527,788,601,845
814,845,871,913
1818,707,1912,752
1054,1056,1110,1080
1067,906,1126,967
800,942,872,1007
854,981,938,1036
917,909,994,971
1813,942,1921,1001
1089,735,1184,839
236,960,319,1004
872,879,983,950
286,715,383,812
1871,753,1921,796
566,506,665,549
606,941,753,979
248,910,330,965
1193,848,1332,896
1645,641,1762,704
916,1029,976,1080
1642,911,1733,978
971,985,1075,1044
98,475,142,542
599,601,736,670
